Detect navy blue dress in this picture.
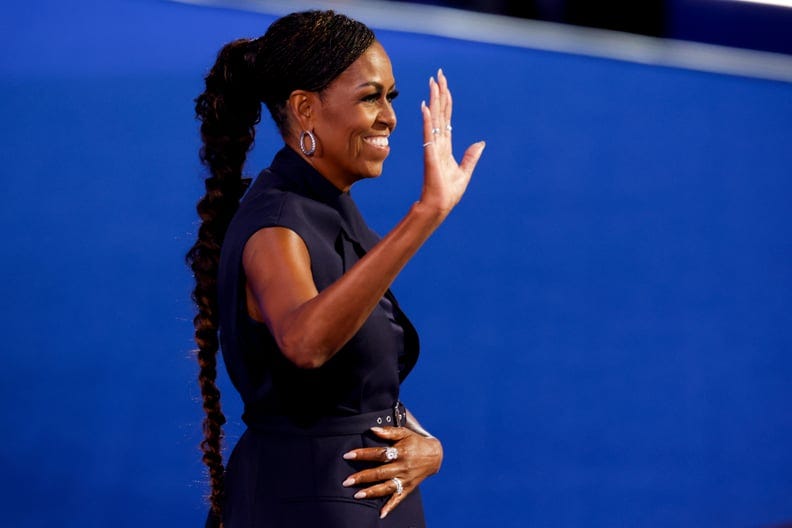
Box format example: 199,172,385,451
213,146,425,527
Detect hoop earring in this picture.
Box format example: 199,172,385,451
299,130,317,156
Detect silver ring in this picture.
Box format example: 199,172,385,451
384,447,399,461
392,477,404,495
445,124,452,132
431,127,441,135
422,141,433,148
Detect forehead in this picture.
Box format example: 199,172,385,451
329,42,395,90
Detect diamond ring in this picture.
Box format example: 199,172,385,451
392,477,404,495
384,447,399,461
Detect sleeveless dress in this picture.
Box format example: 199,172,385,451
212,146,425,528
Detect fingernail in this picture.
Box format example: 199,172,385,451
421,100,426,109
430,76,435,85
354,491,366,499
343,452,356,460
342,477,355,487
438,67,443,76
380,510,389,519
370,426,385,433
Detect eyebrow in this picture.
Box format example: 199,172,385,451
356,81,397,91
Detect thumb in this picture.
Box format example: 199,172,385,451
370,426,411,441
459,141,486,176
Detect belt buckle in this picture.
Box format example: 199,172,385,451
394,400,403,427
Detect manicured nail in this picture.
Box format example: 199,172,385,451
370,426,385,433
343,451,356,460
354,491,366,499
421,100,426,109
342,477,355,487
380,510,389,519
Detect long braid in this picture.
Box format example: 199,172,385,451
187,37,261,524
186,10,375,525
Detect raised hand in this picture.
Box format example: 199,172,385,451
419,68,485,218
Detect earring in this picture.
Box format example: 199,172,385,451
299,130,316,156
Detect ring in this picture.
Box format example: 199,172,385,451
392,477,404,495
445,124,452,132
422,141,433,148
384,447,399,461
431,127,441,135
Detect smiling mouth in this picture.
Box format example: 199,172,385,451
363,136,389,149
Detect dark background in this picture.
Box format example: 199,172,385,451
405,0,792,54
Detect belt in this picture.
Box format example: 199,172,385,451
245,401,406,436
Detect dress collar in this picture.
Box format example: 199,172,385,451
268,146,345,206
267,146,379,251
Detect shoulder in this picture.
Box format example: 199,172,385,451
241,187,340,241
223,176,340,261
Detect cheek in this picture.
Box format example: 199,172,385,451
347,120,370,153
318,107,378,158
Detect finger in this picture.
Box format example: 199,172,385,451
438,69,452,126
429,76,441,132
436,69,447,123
431,73,452,153
342,463,399,487
459,141,486,176
342,446,392,462
342,441,404,462
421,100,433,142
352,477,407,501
421,101,439,158
379,489,406,519
369,426,411,441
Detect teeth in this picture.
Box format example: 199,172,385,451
364,136,389,147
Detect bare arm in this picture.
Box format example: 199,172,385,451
244,203,443,368
244,70,485,369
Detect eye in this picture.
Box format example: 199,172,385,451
361,90,399,104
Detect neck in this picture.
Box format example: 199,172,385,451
283,140,354,193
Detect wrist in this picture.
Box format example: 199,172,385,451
411,200,447,228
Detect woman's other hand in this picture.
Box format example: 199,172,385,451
419,68,485,219
341,427,444,519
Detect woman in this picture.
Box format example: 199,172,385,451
187,10,484,527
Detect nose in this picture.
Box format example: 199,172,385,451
378,101,397,131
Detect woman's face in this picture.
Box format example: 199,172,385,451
310,42,398,190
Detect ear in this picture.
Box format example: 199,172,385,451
286,90,318,132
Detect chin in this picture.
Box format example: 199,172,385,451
353,172,383,183
357,162,386,180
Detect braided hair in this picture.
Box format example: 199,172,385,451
186,10,375,525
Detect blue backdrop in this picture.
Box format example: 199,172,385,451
2,1,791,526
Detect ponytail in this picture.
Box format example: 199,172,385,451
187,37,261,525
186,11,376,524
